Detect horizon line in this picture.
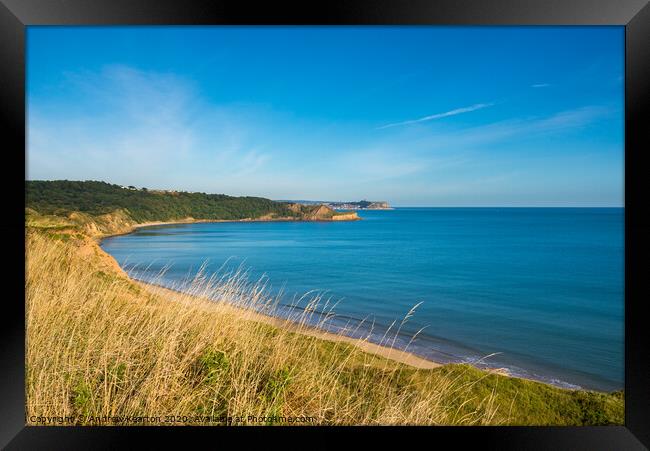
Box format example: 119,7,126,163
383,205,624,208
25,179,623,208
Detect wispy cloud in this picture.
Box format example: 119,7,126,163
412,105,612,151
531,83,550,88
27,65,273,191
376,103,493,130
528,106,608,132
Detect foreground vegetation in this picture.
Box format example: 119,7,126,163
25,218,624,425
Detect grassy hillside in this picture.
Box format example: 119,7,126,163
25,220,624,425
26,180,300,223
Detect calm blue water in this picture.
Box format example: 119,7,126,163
101,208,624,391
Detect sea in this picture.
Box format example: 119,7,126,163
100,208,624,392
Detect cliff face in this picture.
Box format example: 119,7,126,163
331,212,360,221
285,203,360,221
26,180,365,228
304,205,335,220
26,202,361,241
68,209,137,237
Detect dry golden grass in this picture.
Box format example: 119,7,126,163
26,230,505,426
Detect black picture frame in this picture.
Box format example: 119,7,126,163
3,0,648,448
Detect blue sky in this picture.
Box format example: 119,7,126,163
27,26,624,206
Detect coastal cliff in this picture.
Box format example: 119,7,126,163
26,207,360,240
25,180,360,238
285,203,360,221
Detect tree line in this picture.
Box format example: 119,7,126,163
26,180,298,222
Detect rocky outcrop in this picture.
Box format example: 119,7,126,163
284,203,360,221
331,212,360,221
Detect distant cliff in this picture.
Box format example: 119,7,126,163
279,199,392,210
324,200,392,210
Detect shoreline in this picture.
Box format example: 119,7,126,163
135,275,602,389
96,220,518,377
94,220,472,372
136,280,444,370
